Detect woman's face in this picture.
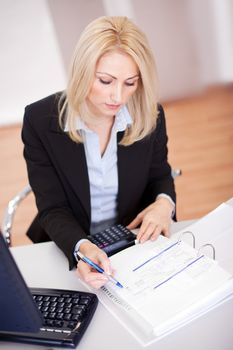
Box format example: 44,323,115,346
87,51,139,119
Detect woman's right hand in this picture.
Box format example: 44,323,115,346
76,241,113,289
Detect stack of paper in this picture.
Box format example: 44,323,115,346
86,202,233,346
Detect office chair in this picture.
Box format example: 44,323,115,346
2,169,182,247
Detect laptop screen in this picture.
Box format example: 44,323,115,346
0,232,43,332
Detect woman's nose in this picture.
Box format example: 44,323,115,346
110,84,123,104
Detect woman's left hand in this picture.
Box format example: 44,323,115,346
127,197,174,243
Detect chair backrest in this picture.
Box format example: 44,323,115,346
2,185,32,246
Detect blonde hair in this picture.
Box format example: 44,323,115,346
59,16,159,145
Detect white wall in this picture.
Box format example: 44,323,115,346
1,0,233,126
187,0,233,86
134,0,233,100
0,0,66,126
47,0,105,70
134,0,201,100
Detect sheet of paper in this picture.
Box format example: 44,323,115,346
109,238,215,307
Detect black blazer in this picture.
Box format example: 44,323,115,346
22,92,176,268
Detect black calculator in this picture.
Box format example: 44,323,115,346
87,224,136,256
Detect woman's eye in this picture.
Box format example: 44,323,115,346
99,78,111,85
125,82,135,87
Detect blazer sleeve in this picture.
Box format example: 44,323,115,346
143,104,176,207
22,104,86,269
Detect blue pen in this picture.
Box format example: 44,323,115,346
76,251,124,288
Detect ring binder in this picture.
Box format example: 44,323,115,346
177,231,216,259
197,243,216,260
177,230,196,248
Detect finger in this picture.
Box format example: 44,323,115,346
136,224,147,242
77,260,92,275
77,260,103,280
89,279,108,289
127,216,142,230
78,263,108,285
138,222,157,242
162,225,170,238
137,215,157,240
83,246,112,275
89,248,112,274
98,253,112,275
150,225,163,241
85,271,108,284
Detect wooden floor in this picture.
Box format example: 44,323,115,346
0,84,233,246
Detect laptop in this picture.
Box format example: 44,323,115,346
0,231,98,348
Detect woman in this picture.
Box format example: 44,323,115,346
22,16,176,289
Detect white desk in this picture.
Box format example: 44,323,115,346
2,217,233,350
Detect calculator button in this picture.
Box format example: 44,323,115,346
87,224,136,256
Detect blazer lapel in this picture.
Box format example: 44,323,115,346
47,117,91,221
117,132,149,223
117,132,139,220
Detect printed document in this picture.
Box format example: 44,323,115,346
87,202,233,345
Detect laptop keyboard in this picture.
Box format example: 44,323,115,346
0,288,98,348
87,224,136,256
33,290,94,333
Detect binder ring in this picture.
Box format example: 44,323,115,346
177,231,196,248
197,243,216,260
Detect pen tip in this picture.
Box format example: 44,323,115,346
117,282,124,288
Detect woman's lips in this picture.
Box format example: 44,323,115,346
105,103,121,110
